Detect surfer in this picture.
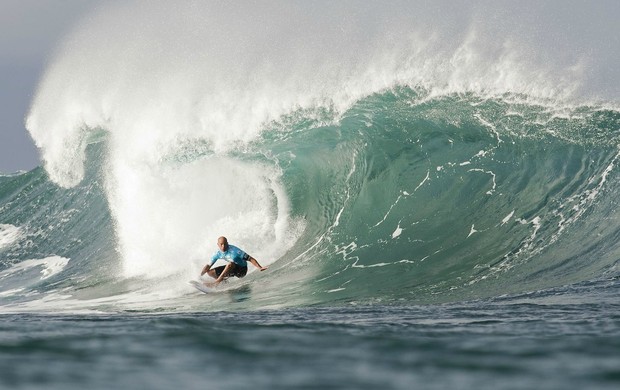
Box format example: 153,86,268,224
200,236,268,286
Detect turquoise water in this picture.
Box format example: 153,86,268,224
2,1,620,388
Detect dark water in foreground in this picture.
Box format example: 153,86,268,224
2,279,618,390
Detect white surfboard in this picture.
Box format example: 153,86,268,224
189,280,215,294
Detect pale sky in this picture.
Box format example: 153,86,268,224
0,0,99,173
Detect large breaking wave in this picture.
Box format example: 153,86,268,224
1,1,619,312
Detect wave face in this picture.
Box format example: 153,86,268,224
275,90,620,305
3,1,620,312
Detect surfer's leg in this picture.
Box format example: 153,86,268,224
232,266,248,278
208,266,226,279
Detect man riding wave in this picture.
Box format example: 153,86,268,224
200,236,267,286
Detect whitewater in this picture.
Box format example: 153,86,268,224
1,1,619,389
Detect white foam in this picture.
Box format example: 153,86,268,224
0,256,70,281
392,225,403,239
0,224,21,250
501,211,515,225
0,288,25,297
468,168,497,195
105,155,304,278
467,224,478,238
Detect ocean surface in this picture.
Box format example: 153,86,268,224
2,1,620,389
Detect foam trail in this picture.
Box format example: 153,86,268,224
25,1,601,279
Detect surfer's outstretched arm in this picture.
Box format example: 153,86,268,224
249,256,268,271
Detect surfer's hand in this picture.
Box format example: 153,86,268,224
259,266,268,271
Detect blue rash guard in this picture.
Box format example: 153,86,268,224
210,245,250,267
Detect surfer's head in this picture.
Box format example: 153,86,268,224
217,236,229,252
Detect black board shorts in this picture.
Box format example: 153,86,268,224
213,263,248,278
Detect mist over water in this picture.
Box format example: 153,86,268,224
27,1,605,184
